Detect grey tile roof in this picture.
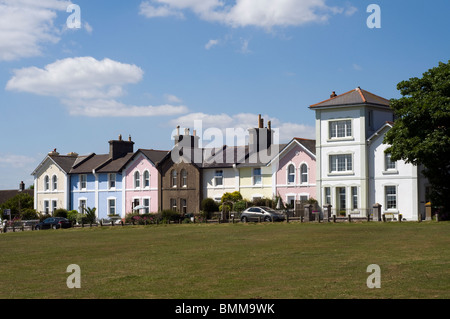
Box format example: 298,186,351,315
69,154,110,174
0,189,34,205
139,149,170,166
293,138,316,155
49,155,78,174
310,87,390,108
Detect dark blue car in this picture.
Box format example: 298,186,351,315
35,217,72,230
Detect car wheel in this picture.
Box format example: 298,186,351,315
264,216,272,222
35,226,40,230
241,216,248,223
52,224,57,230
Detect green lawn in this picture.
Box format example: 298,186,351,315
0,221,449,299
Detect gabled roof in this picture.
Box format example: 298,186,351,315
367,121,394,143
266,138,316,167
310,87,390,109
139,149,170,166
236,144,287,168
201,145,248,169
31,154,78,176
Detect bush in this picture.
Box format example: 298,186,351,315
233,200,248,213
161,210,181,223
54,208,68,218
201,198,218,219
252,198,276,208
67,210,79,223
20,208,39,220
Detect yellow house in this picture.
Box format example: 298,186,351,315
237,165,273,201
31,149,78,214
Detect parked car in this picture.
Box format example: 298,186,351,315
35,217,72,230
240,206,285,222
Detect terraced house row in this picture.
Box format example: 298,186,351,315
31,119,316,221
31,88,430,221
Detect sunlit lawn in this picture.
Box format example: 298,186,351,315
1,221,449,299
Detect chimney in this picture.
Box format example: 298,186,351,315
48,148,60,156
109,135,134,159
67,152,79,157
330,91,337,98
249,114,274,153
19,181,25,192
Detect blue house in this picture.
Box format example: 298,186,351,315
69,135,134,220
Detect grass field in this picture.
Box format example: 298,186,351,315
0,221,449,299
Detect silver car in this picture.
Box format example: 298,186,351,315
240,206,285,222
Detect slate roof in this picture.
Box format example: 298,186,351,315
69,154,111,174
310,87,390,109
293,138,316,155
139,149,170,166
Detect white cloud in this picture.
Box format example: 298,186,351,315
165,94,183,103
139,0,349,29
0,0,71,61
6,57,188,117
169,112,315,144
0,154,36,169
205,39,219,50
352,63,362,71
84,21,93,34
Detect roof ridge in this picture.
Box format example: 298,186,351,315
309,88,357,107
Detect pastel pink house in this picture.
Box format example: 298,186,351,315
270,138,316,207
123,149,168,216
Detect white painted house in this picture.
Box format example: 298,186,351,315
310,87,428,220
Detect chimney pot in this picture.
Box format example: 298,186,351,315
119,134,122,141
330,91,337,98
128,135,132,142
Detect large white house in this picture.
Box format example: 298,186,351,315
310,87,429,220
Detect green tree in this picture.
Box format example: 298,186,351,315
201,198,219,219
384,60,450,216
84,207,97,224
0,193,34,220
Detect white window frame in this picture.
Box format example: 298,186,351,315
385,153,397,170
214,170,223,187
134,171,140,189
44,200,50,214
385,185,397,210
79,198,87,214
324,187,331,205
329,119,352,139
51,199,57,213
143,197,150,214
44,175,50,191
329,154,353,173
181,169,188,187
80,174,87,190
108,197,116,216
351,186,358,210
287,164,295,184
171,170,177,188
143,170,150,188
108,173,116,190
253,168,262,185
300,163,308,184
52,175,58,191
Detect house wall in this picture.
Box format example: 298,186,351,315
70,173,96,215
97,173,123,220
34,158,68,213
202,167,239,202
124,153,160,215
275,142,316,205
369,128,423,220
238,166,273,200
159,157,202,214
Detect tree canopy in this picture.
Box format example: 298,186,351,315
384,60,450,214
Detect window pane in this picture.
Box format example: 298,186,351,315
288,165,295,183
144,171,150,187
386,186,397,209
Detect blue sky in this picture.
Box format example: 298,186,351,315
0,0,449,189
